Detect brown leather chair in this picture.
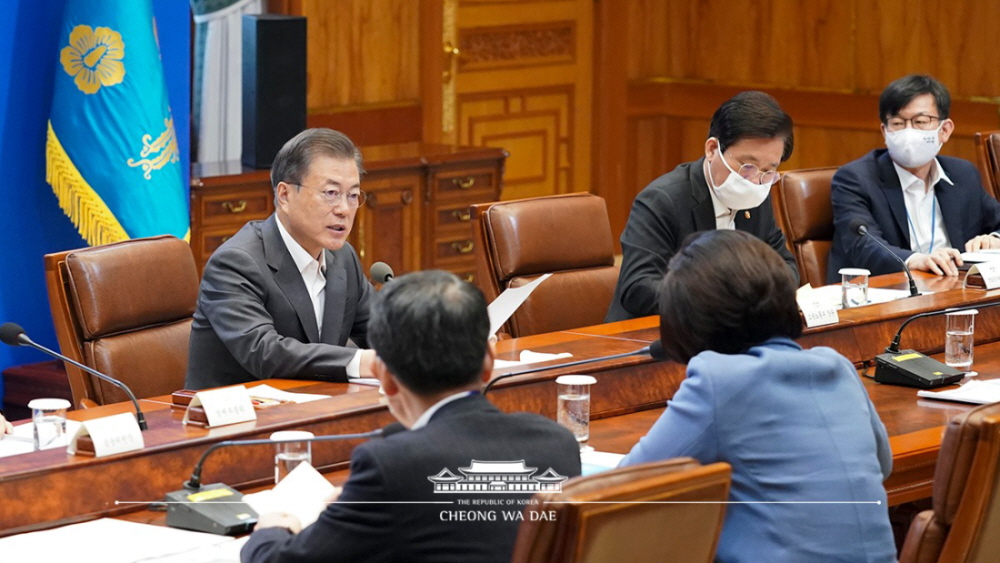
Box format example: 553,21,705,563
44,235,199,407
899,402,1000,563
772,167,838,287
471,193,619,337
973,130,1000,199
510,458,731,563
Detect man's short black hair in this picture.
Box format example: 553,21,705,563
369,270,490,396
708,91,794,163
879,74,951,123
657,230,802,364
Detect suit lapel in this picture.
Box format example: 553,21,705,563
263,215,321,343
876,152,911,247
689,157,716,231
933,160,965,249
320,250,346,345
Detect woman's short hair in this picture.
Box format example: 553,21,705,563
658,230,801,363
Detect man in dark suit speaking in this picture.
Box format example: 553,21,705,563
828,74,1000,282
186,128,376,389
241,270,582,563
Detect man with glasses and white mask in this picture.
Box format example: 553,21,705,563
186,128,377,389
829,74,1000,282
606,91,798,322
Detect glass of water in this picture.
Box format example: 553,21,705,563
270,430,313,483
556,375,597,451
28,398,70,451
839,268,870,309
945,309,978,370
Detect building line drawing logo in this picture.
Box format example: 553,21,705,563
428,460,567,493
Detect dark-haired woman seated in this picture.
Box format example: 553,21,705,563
620,230,896,563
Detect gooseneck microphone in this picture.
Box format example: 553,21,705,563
852,220,919,297
370,262,395,284
482,340,666,395
0,322,148,430
183,429,385,490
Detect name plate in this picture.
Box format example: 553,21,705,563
965,262,1000,290
68,412,144,457
800,299,839,328
184,385,257,428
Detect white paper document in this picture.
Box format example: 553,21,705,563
581,450,625,476
960,249,1000,263
487,273,552,336
917,379,1000,405
0,518,235,563
493,350,573,370
0,419,83,459
797,284,915,311
242,462,336,528
248,384,332,404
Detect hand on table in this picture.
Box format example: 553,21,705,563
908,248,962,276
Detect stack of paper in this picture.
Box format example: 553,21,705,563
917,379,1000,405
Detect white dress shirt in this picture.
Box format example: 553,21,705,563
276,216,362,377
704,161,737,230
409,390,478,430
893,159,953,262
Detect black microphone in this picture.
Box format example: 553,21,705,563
370,261,394,284
183,428,386,490
166,427,387,535
0,322,148,430
482,341,666,395
874,301,1000,388
851,220,919,297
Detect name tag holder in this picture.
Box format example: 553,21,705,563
964,262,1000,290
68,412,144,457
800,299,839,328
183,385,257,428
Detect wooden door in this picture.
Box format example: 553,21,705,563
422,0,593,201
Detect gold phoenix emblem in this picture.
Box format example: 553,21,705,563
127,117,179,179
60,25,126,94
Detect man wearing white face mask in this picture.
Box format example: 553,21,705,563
606,91,799,322
829,74,1000,282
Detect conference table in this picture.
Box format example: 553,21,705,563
2,271,999,538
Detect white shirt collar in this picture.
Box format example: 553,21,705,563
410,390,477,430
275,215,327,274
892,157,954,193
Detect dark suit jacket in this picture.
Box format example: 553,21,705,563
606,158,798,322
185,214,373,389
828,149,1000,283
241,394,582,563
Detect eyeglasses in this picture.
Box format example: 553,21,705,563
719,147,780,185
885,114,941,132
293,184,367,208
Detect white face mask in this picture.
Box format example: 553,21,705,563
706,144,774,211
884,125,941,169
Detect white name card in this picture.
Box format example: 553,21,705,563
800,299,839,328
68,412,144,457
184,385,257,428
966,262,1000,290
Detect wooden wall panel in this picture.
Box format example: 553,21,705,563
300,0,420,109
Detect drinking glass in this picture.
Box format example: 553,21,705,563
270,430,313,483
556,375,596,451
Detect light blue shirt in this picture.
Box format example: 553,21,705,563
620,337,896,563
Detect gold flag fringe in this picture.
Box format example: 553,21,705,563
45,121,130,246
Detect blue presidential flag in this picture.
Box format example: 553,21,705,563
46,0,188,246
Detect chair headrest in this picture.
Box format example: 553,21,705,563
486,193,615,280
65,236,198,339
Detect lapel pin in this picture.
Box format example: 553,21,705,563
744,211,751,219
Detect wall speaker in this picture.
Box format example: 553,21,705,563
242,14,306,169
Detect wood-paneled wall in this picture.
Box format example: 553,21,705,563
270,0,1000,244
595,0,1000,241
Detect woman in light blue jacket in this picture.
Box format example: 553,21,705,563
621,229,896,563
